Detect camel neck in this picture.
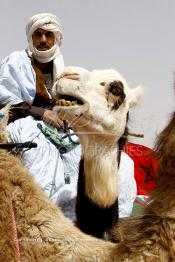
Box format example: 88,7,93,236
83,145,119,208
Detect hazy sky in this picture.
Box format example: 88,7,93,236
0,0,175,147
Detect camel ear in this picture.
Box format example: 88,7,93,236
128,86,144,108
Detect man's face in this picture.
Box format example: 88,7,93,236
32,28,55,51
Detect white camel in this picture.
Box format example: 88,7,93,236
53,67,143,238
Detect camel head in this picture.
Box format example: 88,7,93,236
53,67,143,149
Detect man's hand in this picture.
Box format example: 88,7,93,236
43,109,63,128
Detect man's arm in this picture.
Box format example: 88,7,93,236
5,102,63,128
2,102,44,123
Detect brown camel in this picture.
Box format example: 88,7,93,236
0,106,115,262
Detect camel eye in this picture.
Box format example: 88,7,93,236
109,81,125,98
100,82,106,86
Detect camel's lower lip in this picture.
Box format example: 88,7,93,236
53,102,89,114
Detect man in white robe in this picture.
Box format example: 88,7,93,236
0,13,136,220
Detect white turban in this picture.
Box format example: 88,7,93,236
26,13,64,80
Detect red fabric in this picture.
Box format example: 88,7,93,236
124,142,159,195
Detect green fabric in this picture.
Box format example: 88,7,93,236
64,172,71,184
37,123,80,154
132,196,147,216
119,196,148,225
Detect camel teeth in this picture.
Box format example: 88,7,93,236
55,99,78,106
61,99,66,106
65,101,72,106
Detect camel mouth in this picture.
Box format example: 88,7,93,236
54,95,84,107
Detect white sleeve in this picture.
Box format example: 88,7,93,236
118,151,136,218
0,60,24,104
0,51,36,105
